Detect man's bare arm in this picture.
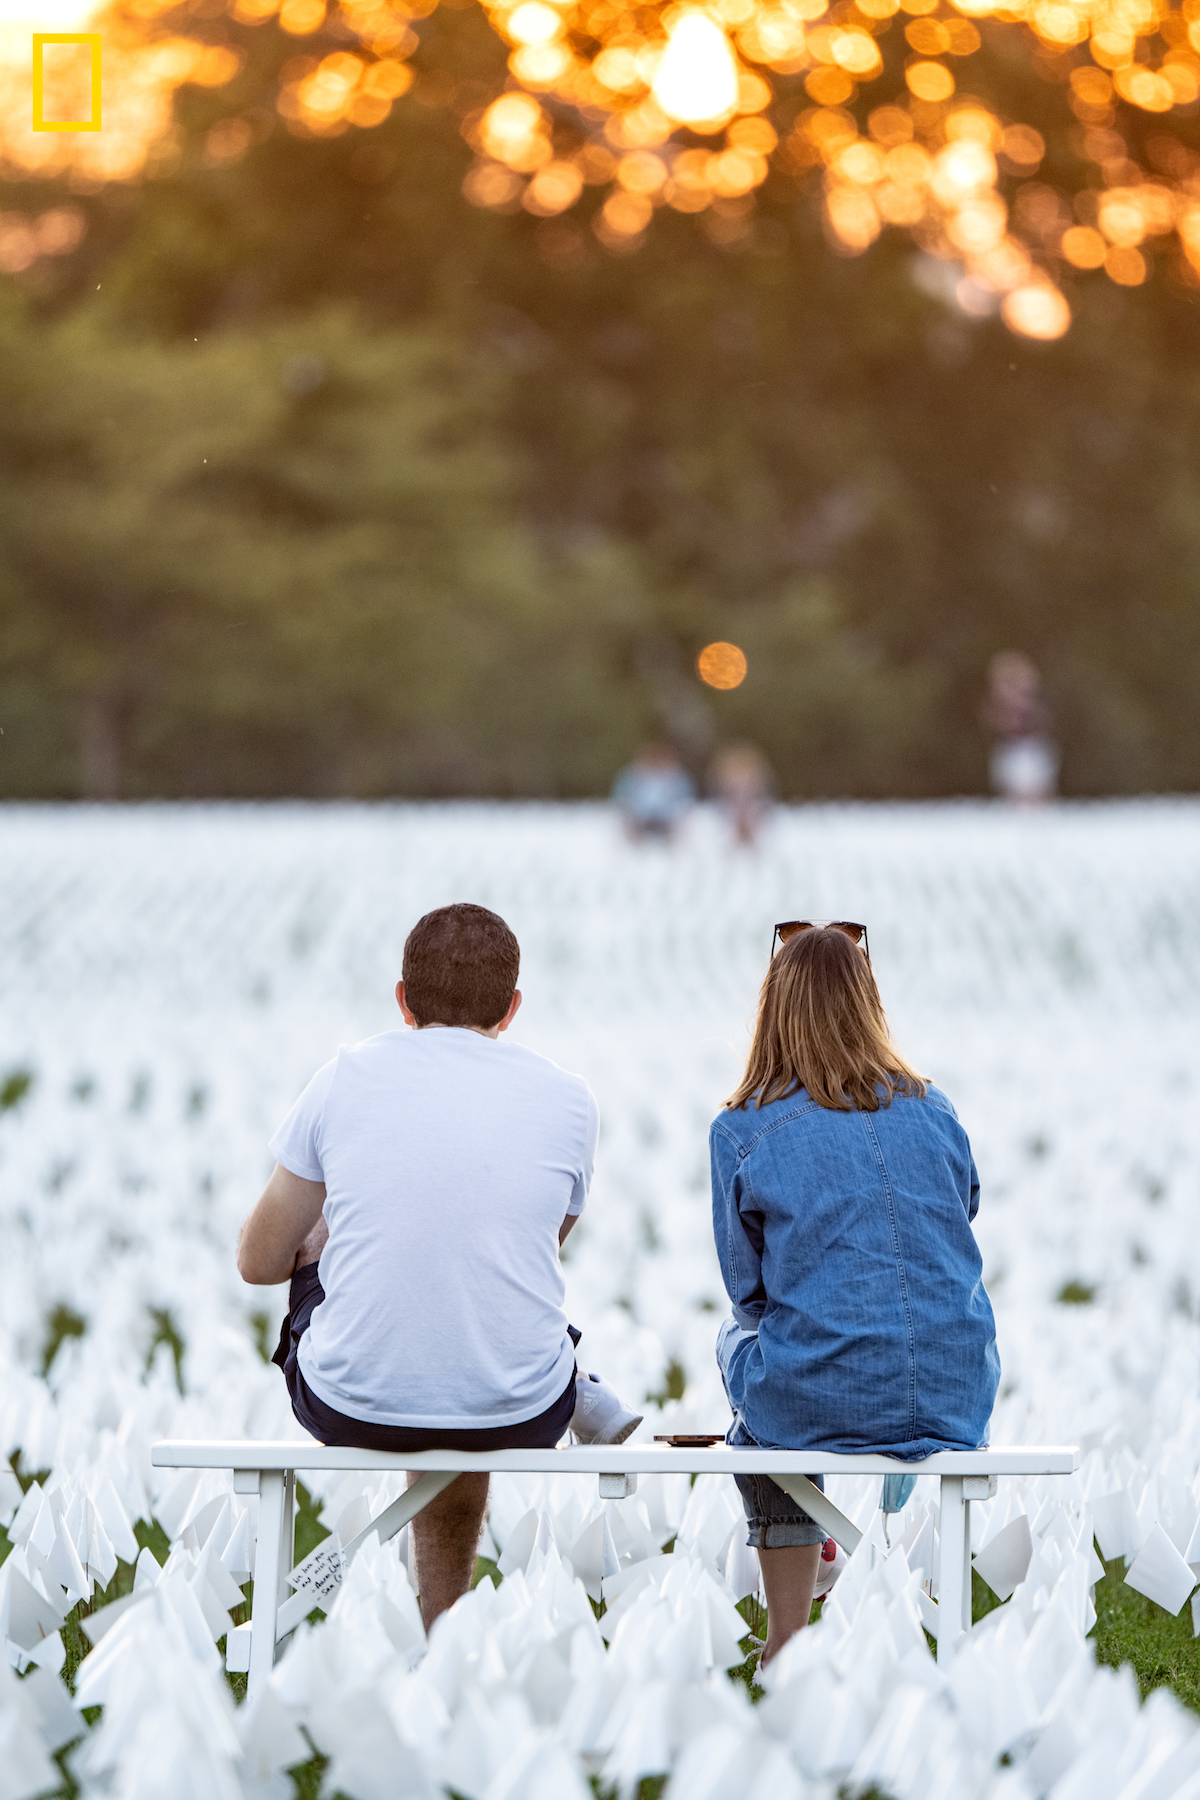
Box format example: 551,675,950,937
238,1164,327,1285
559,1212,580,1247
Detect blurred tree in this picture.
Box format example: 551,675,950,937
0,301,662,796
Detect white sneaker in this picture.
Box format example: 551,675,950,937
813,1537,846,1600
570,1372,644,1445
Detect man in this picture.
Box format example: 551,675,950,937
238,902,640,1628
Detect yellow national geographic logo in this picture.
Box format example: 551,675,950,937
32,34,102,132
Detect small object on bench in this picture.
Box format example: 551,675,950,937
654,1434,726,1446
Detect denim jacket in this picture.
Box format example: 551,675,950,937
711,1082,999,1461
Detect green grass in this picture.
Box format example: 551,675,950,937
645,1360,687,1406
724,1556,1200,1718
589,1780,666,1799
1056,1280,1099,1306
40,1306,87,1378
973,1566,1006,1627
37,1301,193,1388
727,1586,835,1700
972,1554,1200,1706
288,1748,332,1800
249,1311,277,1364
472,1552,502,1590
144,1308,187,1393
57,1517,174,1693
1092,1555,1200,1707
728,1592,769,1700
294,1481,331,1563
968,1551,1200,1706
0,1067,34,1111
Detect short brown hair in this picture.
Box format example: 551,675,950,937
727,925,926,1113
402,904,520,1030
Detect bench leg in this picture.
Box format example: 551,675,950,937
272,1468,462,1643
340,1470,460,1561
274,1470,296,1654
768,1473,863,1555
248,1470,286,1701
936,1476,972,1665
282,1470,295,1583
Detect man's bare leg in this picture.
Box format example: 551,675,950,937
758,1542,823,1667
294,1214,328,1271
407,1471,489,1632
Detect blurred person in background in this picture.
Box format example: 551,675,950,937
711,921,998,1667
611,741,695,841
710,741,774,848
982,651,1059,804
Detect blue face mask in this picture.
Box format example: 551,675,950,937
881,1473,918,1514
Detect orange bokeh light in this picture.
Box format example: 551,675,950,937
6,0,1200,329
697,642,748,690
1001,282,1072,339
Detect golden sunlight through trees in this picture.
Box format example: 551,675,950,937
12,0,1200,334
652,13,740,124
1,0,241,179
1001,280,1072,334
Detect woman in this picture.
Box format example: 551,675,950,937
711,921,999,1665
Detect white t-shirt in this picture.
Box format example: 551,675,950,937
269,1027,598,1429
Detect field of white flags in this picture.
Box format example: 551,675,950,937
3,798,1200,1800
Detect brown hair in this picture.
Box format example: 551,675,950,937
402,903,520,1030
727,926,926,1113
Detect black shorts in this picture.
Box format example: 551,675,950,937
272,1263,578,1452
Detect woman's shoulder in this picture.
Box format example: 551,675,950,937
881,1081,970,1144
711,1088,822,1151
907,1081,959,1121
713,1080,963,1144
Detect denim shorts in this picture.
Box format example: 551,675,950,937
729,1417,827,1548
273,1263,577,1452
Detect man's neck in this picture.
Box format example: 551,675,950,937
413,1022,501,1040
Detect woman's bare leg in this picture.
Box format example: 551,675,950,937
758,1543,824,1666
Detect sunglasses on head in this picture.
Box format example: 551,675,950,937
771,919,870,964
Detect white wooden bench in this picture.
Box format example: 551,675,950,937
151,1440,1078,1695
